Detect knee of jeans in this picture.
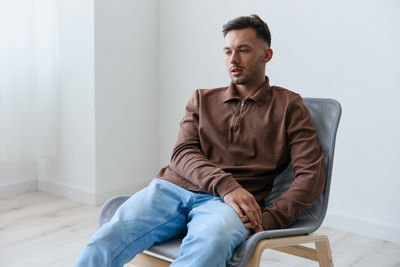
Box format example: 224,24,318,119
196,216,248,250
189,228,244,260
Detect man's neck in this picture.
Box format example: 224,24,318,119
235,76,266,100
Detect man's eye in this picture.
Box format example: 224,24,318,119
224,51,232,55
240,49,248,53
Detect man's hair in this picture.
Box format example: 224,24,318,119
222,15,271,47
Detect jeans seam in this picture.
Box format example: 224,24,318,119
111,212,182,263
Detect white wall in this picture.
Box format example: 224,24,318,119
0,0,52,197
94,0,159,203
159,0,400,243
38,0,160,205
37,0,97,204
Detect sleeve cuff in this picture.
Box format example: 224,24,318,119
261,210,281,230
216,176,242,198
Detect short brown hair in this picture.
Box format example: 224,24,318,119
222,15,271,47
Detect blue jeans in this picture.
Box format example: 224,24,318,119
74,179,249,267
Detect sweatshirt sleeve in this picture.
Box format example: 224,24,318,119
261,95,326,230
168,90,242,197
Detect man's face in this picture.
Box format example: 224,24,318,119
223,28,271,85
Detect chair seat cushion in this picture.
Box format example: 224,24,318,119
145,236,183,260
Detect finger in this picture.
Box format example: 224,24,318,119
243,222,255,229
254,205,262,226
229,202,244,218
246,203,261,227
248,202,261,226
241,193,261,226
240,215,249,223
240,203,258,227
249,199,262,225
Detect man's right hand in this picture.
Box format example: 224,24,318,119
223,187,262,229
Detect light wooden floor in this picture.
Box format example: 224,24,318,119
1,191,399,267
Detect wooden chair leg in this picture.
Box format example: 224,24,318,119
246,234,333,267
245,240,264,267
315,236,334,267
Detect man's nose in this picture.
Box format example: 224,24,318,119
230,51,239,65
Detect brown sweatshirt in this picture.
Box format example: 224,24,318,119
156,77,325,230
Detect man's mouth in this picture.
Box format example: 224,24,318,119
231,67,243,76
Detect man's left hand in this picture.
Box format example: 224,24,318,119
240,215,264,239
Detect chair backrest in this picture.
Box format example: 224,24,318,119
264,98,342,231
228,98,341,267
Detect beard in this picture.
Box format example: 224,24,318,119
230,56,265,85
231,68,263,85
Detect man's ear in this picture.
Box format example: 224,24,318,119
264,48,273,63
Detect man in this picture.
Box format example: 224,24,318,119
74,14,325,267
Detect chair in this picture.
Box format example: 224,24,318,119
98,98,342,267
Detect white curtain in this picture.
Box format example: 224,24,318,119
0,0,58,162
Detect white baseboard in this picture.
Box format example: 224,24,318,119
38,180,96,205
37,179,151,206
0,179,37,198
323,212,400,244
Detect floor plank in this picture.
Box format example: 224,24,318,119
1,191,399,267
0,191,100,267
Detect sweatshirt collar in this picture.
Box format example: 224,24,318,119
223,76,271,106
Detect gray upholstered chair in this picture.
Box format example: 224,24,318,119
98,98,342,267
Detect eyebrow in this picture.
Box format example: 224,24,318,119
223,44,252,50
